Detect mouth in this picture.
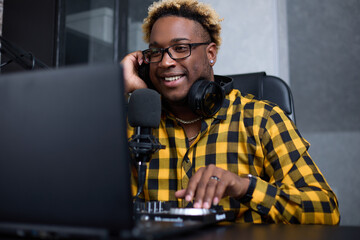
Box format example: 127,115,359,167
164,75,182,82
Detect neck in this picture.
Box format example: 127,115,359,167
162,99,198,121
171,105,199,121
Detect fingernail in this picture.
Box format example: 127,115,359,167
203,202,210,209
194,202,201,208
185,195,192,202
213,197,219,205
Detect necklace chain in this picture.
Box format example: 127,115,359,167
175,116,202,125
174,116,202,142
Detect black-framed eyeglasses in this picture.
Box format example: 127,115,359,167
142,42,210,63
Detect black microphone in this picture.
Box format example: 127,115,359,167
128,88,161,129
128,88,165,198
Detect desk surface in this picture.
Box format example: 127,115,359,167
0,224,358,240
172,224,360,240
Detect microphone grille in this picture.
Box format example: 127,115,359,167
128,88,161,128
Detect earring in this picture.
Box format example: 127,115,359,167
210,60,214,64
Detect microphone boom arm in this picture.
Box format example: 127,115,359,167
0,36,49,70
128,127,165,199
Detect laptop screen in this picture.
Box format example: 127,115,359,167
0,64,134,234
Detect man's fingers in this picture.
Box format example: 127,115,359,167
120,51,148,93
183,167,204,203
193,165,220,208
175,165,247,209
202,177,219,208
212,178,227,205
174,189,186,198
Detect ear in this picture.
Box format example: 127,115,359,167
206,42,217,66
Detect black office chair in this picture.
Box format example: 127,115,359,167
226,72,296,124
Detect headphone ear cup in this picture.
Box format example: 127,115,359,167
188,79,225,117
188,79,208,114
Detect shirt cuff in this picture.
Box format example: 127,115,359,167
246,177,278,216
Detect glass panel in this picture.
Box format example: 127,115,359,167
63,0,116,65
127,0,153,53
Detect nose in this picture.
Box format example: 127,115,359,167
158,50,176,68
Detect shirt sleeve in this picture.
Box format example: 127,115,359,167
244,105,340,224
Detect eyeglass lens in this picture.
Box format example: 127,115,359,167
144,44,191,63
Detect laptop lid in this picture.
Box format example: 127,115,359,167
0,64,134,235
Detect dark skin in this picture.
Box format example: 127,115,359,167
121,16,249,209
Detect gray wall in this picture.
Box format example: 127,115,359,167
287,0,360,226
203,0,290,83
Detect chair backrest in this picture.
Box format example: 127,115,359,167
226,72,296,124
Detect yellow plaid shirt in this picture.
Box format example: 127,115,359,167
129,88,340,224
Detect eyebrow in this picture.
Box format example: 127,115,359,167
149,38,191,47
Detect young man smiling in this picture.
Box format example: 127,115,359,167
121,0,340,224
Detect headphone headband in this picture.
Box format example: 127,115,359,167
214,75,233,95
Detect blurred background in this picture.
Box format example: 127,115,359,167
0,0,359,225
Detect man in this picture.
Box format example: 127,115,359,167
121,0,340,224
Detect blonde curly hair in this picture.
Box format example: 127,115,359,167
142,0,223,48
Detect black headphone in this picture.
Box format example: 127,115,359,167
187,76,233,118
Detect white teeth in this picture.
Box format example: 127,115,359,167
164,76,181,81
